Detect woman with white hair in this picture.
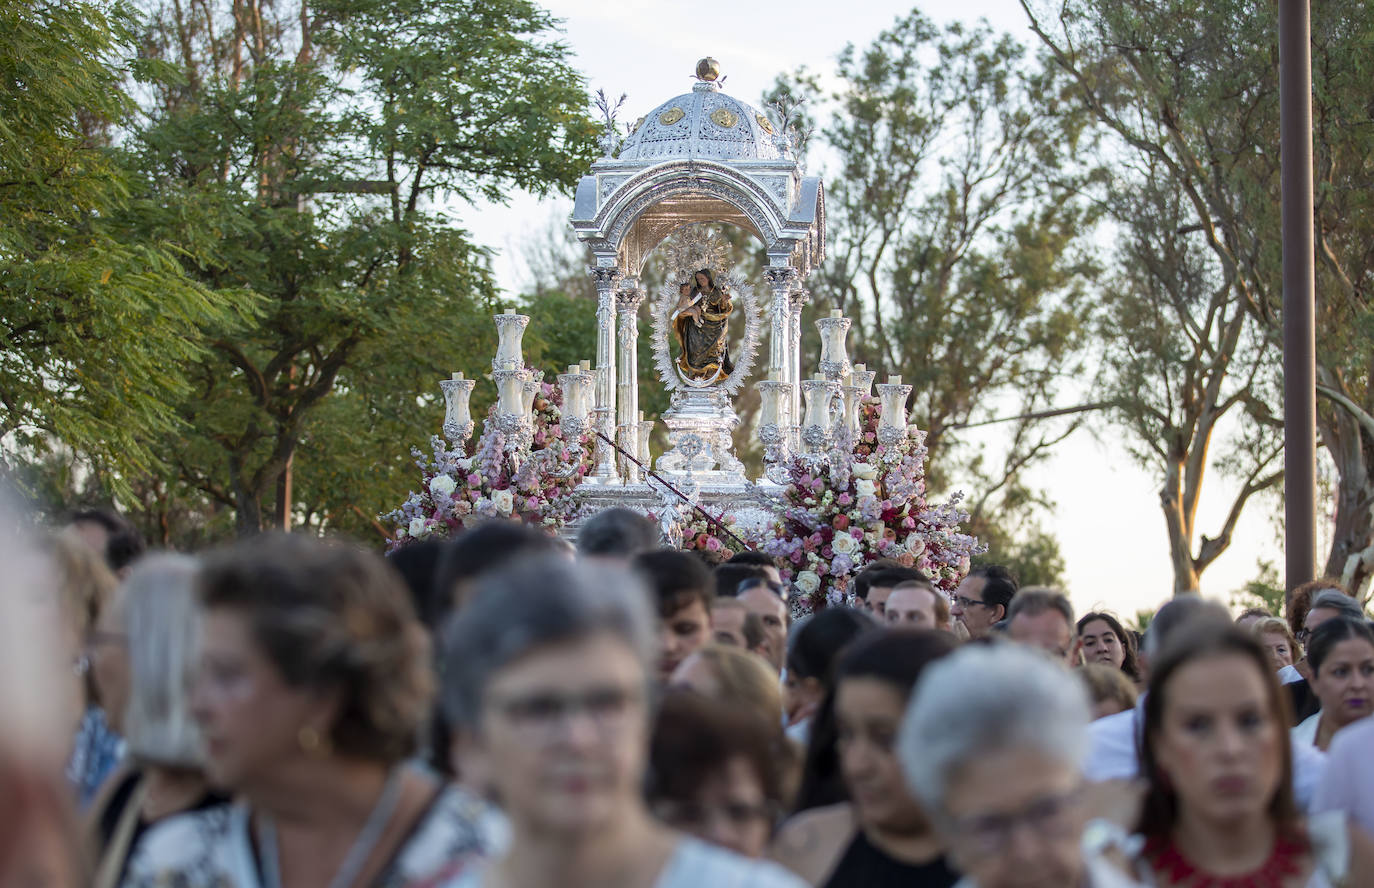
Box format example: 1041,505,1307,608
86,554,229,887
899,644,1144,888
425,554,806,888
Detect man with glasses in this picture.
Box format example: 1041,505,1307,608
949,564,1018,639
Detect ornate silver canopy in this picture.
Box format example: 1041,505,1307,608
569,58,826,494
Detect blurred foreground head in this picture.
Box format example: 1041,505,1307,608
0,499,85,886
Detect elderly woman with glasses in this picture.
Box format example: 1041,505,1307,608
899,644,1144,888
430,555,806,888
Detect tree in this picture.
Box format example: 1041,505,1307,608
1022,0,1374,599
121,0,599,535
0,1,253,490
768,13,1101,583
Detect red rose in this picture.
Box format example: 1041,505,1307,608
833,514,850,531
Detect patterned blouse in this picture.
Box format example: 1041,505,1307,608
121,783,492,888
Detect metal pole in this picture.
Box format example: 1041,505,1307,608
1279,0,1316,596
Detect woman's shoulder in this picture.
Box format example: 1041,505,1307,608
661,838,808,888
770,803,854,884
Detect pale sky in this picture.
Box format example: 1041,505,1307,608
453,0,1279,622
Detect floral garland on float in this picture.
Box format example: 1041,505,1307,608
384,307,597,550
757,356,983,614
383,377,592,549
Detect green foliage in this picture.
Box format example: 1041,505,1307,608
1229,560,1285,618
969,520,1068,589
0,1,256,490
771,12,1100,573
92,0,603,536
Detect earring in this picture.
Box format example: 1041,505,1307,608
297,725,330,756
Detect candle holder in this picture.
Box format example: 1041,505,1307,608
638,418,654,468
876,380,913,448
439,373,476,444
521,370,543,419
850,365,877,398
493,310,531,371
558,365,592,443
815,313,852,381
801,378,840,456
756,379,794,484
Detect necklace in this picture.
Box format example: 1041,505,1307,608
1143,832,1306,888
257,768,406,888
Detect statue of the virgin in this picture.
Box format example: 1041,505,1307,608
670,268,734,383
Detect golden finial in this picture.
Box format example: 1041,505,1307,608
695,58,721,82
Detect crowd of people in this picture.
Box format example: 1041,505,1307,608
4,503,1374,888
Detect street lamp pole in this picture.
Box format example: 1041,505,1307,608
1279,0,1316,597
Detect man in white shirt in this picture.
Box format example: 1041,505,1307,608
1084,596,1327,811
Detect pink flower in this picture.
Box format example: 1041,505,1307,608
695,533,710,549
705,537,722,552
790,549,804,565
526,497,541,510
901,516,916,530
467,473,481,486
833,514,850,531
837,493,853,507
810,479,824,493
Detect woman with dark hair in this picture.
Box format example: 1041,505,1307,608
1134,622,1374,886
773,630,960,887
123,534,491,888
782,607,874,746
648,692,796,859
1075,612,1140,683
1291,617,1374,751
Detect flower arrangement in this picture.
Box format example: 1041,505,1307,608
384,378,591,549
761,396,983,613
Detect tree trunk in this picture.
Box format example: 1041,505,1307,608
274,451,292,531
1161,457,1202,596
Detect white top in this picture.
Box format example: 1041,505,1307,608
1293,712,1322,748
436,837,808,888
1084,696,1328,812
1278,664,1304,685
123,784,493,888
1313,716,1374,838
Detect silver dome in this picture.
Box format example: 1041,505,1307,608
617,82,783,162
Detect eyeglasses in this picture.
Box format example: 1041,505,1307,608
953,595,992,610
949,786,1085,856
1296,628,1312,644
488,685,642,743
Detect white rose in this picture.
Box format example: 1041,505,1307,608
794,570,821,595
492,488,515,516
852,462,878,480
429,474,457,498
855,479,877,499
831,533,858,555
408,517,429,538
906,535,926,557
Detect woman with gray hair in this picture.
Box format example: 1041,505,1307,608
427,554,805,888
899,644,1143,888
86,554,229,888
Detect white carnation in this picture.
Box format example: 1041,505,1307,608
492,488,515,516
429,474,457,498
831,533,858,555
794,570,821,594
408,517,429,538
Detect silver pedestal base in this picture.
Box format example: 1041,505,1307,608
654,387,747,487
